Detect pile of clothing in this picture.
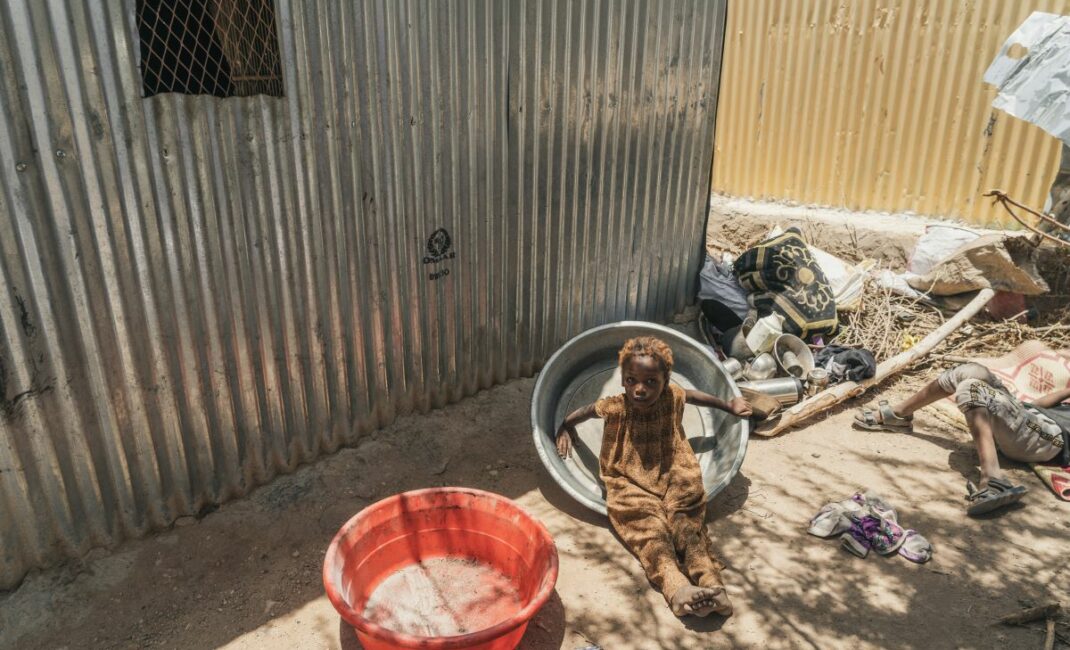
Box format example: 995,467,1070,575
814,345,877,383
699,227,878,390
807,491,932,563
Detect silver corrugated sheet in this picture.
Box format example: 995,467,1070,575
0,0,726,588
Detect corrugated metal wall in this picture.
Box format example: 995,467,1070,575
0,0,727,588
712,0,1068,228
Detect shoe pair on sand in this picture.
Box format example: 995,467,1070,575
854,400,1028,516
808,491,933,563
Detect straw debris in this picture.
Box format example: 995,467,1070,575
834,276,1070,388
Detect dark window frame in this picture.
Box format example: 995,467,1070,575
137,0,284,99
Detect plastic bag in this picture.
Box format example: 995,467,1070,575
907,225,981,275
698,254,749,320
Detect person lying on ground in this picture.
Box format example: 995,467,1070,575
554,336,752,618
854,362,1069,516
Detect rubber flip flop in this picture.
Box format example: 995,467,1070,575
808,504,853,538
965,478,1028,516
853,400,913,433
852,490,899,523
867,516,907,556
840,529,869,558
898,530,932,563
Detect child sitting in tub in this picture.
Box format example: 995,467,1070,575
555,336,751,618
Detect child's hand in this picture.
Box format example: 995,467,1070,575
555,426,574,459
729,397,753,417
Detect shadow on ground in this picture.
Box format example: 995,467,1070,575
2,377,1069,649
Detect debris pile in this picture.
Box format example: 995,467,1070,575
837,275,1070,388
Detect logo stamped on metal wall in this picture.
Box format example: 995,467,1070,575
424,227,455,280
426,228,452,259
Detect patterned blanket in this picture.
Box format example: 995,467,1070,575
733,228,838,340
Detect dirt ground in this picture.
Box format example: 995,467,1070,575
2,323,1069,649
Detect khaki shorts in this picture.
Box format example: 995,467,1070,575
938,364,1063,463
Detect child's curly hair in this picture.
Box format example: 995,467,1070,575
618,336,674,378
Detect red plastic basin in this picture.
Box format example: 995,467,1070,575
323,488,559,650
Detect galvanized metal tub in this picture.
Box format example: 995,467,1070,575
531,322,750,515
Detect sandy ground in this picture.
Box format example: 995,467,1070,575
2,324,1069,649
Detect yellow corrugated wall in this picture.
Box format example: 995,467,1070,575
712,0,1070,227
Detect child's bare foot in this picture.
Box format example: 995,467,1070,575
670,585,730,617
707,585,733,616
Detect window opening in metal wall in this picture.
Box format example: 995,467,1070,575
137,0,284,98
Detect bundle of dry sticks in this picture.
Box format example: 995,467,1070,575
834,277,1070,384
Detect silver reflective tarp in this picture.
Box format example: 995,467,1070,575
984,11,1070,146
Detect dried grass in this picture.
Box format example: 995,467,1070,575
834,277,1070,390
836,282,945,362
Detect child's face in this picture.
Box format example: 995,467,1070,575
621,355,667,409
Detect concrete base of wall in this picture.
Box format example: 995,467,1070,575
705,194,1003,268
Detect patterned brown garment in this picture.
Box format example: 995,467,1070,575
595,383,725,604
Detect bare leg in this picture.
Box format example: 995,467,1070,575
607,486,708,614
891,378,952,418
965,408,1004,487
671,511,731,616
893,377,1003,485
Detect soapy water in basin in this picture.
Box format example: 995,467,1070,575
363,557,523,637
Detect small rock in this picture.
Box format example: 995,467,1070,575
811,453,820,458
291,550,300,558
489,470,499,478
174,516,197,528
264,600,281,616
